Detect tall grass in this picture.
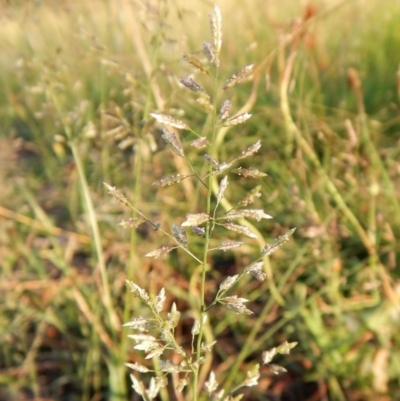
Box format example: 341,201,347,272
1,1,400,400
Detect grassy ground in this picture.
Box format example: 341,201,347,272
1,0,400,400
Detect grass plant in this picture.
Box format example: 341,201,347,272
105,8,297,400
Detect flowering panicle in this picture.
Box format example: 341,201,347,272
103,4,296,400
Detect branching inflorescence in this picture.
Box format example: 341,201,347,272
105,5,296,401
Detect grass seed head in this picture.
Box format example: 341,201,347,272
150,113,189,130
238,185,262,206
223,112,252,126
196,92,214,112
210,240,244,252
218,100,231,120
161,128,185,157
182,213,211,227
152,174,186,187
190,136,207,149
203,41,217,66
209,4,222,61
237,140,261,160
179,77,206,93
118,217,145,228
145,246,176,259
232,167,268,178
104,182,131,207
219,222,258,239
183,53,211,76
223,64,254,90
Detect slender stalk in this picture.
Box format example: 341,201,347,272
192,68,220,401
49,90,119,334
71,144,120,330
48,85,124,398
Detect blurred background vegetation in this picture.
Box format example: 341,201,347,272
0,0,399,400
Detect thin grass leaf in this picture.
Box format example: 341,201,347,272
161,128,185,157
223,64,254,90
183,53,211,75
182,213,211,227
153,174,187,186
237,140,261,160
220,222,258,238
232,167,268,178
145,246,176,259
238,185,262,206
223,113,252,126
150,113,189,130
172,224,188,247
